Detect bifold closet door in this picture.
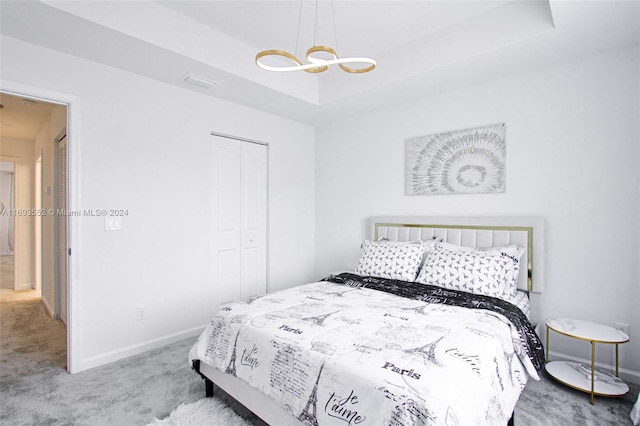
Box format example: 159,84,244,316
212,136,267,305
56,135,68,325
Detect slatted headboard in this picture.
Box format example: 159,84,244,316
370,216,545,293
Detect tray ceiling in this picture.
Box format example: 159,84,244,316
1,1,638,125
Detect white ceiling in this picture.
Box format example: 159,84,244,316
158,1,507,58
0,93,58,140
1,1,639,126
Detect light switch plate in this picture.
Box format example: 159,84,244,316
105,216,122,231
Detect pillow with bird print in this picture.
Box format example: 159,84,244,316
415,243,524,300
355,240,425,281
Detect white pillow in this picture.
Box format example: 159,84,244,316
415,243,524,299
355,240,424,281
377,237,439,266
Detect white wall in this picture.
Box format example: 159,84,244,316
315,45,640,382
1,35,316,371
0,138,35,290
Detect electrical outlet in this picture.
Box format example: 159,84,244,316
613,322,630,336
136,305,147,321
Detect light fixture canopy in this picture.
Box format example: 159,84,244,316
255,2,376,74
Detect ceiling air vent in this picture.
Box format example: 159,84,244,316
182,73,218,89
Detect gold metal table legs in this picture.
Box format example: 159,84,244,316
590,340,595,405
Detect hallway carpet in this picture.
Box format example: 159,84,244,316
0,255,14,290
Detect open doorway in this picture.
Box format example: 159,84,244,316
0,91,69,371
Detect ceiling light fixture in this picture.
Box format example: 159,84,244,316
255,0,376,74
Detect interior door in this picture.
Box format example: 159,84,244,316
212,135,267,307
240,142,267,300
56,134,67,325
213,137,242,304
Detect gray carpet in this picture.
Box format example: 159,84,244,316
517,369,638,425
1,288,637,425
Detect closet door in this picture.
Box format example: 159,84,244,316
56,135,68,325
212,136,267,306
240,142,267,300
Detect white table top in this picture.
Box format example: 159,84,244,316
546,318,629,343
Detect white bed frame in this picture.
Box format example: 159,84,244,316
193,216,545,425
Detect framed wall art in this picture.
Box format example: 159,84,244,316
405,123,506,195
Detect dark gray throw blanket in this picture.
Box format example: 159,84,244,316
323,272,545,373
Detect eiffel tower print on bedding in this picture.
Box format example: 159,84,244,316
189,273,544,426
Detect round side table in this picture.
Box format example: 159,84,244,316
545,318,629,404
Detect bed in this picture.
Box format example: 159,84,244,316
190,216,546,425
632,391,640,425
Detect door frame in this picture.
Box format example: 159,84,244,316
0,80,82,373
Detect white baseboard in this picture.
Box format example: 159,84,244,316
549,350,640,385
77,324,207,373
15,282,33,291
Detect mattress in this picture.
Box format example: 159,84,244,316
190,273,544,425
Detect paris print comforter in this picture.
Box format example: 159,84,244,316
189,273,545,426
